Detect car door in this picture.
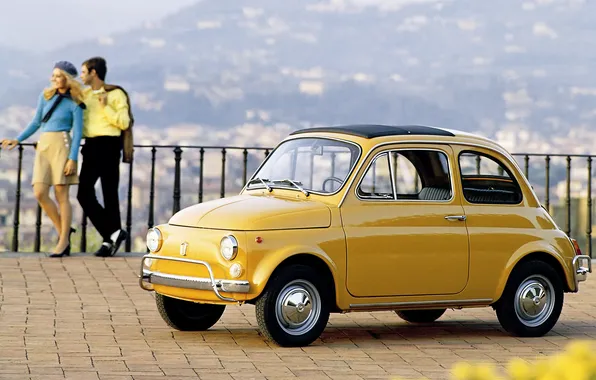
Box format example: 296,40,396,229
342,144,470,297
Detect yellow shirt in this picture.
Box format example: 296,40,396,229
82,87,131,138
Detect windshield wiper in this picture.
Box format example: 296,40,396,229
247,177,272,192
272,179,310,197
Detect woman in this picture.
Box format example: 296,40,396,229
1,61,84,257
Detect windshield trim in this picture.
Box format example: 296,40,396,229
243,135,363,197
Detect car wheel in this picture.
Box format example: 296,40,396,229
255,264,331,347
396,309,446,323
155,293,226,331
495,260,563,337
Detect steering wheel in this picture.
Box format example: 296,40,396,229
322,176,344,192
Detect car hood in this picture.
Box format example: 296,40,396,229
168,194,332,230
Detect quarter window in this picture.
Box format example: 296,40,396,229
358,153,393,199
458,152,523,204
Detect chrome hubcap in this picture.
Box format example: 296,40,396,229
514,275,554,327
275,280,321,336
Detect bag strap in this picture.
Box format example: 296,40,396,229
41,94,65,123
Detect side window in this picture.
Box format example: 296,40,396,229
358,149,453,201
392,150,452,201
459,151,523,204
357,153,393,199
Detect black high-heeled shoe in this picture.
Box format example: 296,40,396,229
49,228,76,258
49,244,70,258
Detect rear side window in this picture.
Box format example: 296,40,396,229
459,151,523,204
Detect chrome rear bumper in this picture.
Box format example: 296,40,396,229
139,254,249,302
572,255,592,288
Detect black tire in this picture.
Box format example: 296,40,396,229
396,309,446,323
495,260,564,337
255,264,331,347
155,293,225,331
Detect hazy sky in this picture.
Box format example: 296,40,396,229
0,0,198,52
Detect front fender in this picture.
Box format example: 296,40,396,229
492,240,574,301
244,228,346,302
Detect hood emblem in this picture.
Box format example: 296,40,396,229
180,242,188,256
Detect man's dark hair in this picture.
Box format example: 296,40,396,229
83,57,107,81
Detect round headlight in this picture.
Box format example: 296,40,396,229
146,228,162,252
220,235,238,260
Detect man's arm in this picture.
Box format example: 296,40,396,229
101,89,130,130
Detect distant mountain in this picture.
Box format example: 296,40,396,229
2,0,596,137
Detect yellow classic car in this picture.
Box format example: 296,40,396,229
140,124,592,347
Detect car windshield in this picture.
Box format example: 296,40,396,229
248,137,361,194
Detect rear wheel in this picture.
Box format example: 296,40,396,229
255,264,331,347
156,293,226,331
495,260,563,337
396,309,446,323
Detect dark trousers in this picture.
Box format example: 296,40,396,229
77,136,122,242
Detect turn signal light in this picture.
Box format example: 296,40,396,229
571,238,582,256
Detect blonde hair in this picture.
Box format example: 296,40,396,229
43,69,85,104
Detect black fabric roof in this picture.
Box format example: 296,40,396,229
290,124,455,139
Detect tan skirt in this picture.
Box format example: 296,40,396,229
32,131,79,186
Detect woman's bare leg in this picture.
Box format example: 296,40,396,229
33,183,62,235
54,185,71,253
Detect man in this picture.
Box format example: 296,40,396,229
78,57,129,257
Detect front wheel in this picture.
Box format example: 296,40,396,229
156,293,226,331
255,264,331,347
495,260,563,337
396,309,446,323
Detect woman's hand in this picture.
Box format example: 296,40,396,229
64,159,77,176
1,139,19,150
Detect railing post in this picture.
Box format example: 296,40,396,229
524,155,530,180
264,149,270,159
80,212,87,253
566,156,572,237
220,148,227,198
198,148,204,203
11,145,23,252
242,149,248,186
172,146,182,214
587,156,592,258
545,155,550,213
148,147,156,230
475,155,481,175
34,205,42,252
125,157,134,252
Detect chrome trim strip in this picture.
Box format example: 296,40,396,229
138,254,249,302
349,298,492,309
572,255,592,287
241,135,363,197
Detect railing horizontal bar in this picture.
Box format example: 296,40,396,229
513,153,595,158
5,143,594,157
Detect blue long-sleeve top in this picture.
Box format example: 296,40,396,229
16,91,84,161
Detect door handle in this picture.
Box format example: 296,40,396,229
445,215,467,221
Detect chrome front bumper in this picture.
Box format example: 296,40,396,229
139,254,250,302
572,255,592,287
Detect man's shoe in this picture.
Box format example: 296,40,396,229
94,243,113,257
109,229,128,256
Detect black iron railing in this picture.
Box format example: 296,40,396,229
0,145,594,258
1,143,270,253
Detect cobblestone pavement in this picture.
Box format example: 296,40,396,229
0,256,594,380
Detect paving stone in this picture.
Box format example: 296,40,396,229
0,256,594,379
